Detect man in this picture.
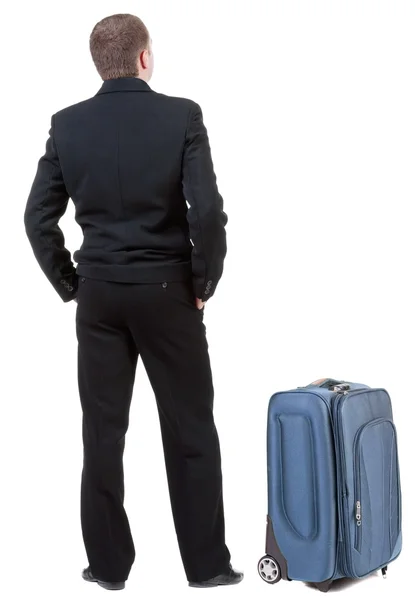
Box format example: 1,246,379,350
24,13,242,592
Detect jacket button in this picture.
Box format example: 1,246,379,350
162,282,168,288
81,277,86,282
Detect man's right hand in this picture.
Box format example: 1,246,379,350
196,297,206,310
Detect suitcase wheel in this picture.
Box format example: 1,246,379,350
258,555,282,584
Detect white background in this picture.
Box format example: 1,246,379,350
2,0,414,598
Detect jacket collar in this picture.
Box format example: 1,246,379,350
96,77,152,95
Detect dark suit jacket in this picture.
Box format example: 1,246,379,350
24,77,227,302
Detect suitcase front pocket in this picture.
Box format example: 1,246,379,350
353,418,401,564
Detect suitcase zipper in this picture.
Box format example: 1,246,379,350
333,389,370,578
333,391,352,577
355,500,362,551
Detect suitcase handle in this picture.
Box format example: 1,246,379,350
305,378,350,391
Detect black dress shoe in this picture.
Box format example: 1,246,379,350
82,566,125,590
189,564,244,588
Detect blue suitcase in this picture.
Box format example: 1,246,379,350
258,378,402,592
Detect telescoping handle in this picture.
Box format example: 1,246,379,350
305,378,351,392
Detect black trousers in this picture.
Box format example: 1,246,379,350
75,276,230,583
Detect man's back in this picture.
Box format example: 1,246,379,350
25,76,227,302
56,77,196,282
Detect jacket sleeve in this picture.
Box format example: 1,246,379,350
182,102,228,301
24,114,78,302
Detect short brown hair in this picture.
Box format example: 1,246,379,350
90,14,149,80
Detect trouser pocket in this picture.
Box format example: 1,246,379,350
161,280,203,313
